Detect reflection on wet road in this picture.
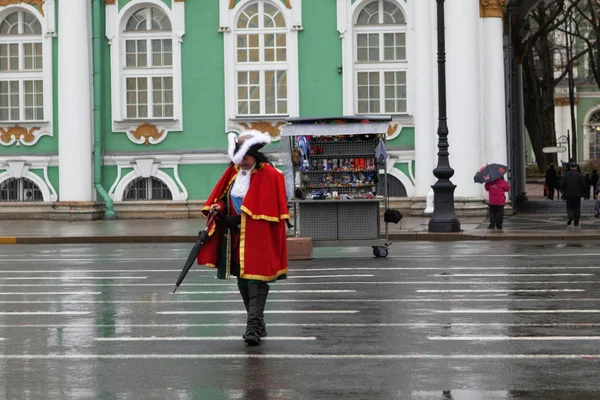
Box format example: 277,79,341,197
0,241,599,399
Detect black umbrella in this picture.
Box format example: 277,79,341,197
474,163,508,184
172,214,214,295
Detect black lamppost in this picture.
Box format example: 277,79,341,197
428,0,461,233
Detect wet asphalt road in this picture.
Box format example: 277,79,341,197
0,242,600,399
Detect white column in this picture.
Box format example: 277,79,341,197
554,103,570,165
413,0,437,197
58,0,92,201
482,14,508,167
446,0,482,198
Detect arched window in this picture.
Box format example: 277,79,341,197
124,176,172,201
234,1,288,116
354,0,407,115
0,10,43,122
123,6,173,119
588,109,600,160
0,177,43,201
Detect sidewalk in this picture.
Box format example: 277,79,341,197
1,212,600,244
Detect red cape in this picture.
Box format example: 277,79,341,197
197,163,289,281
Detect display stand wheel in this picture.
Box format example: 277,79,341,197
372,246,389,258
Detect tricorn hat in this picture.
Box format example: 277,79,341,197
227,130,271,165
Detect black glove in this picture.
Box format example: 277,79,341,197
219,215,241,232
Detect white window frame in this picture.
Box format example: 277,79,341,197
337,0,413,119
220,0,301,132
0,2,55,147
106,0,185,145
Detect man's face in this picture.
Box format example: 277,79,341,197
239,155,255,171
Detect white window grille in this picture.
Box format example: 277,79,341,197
234,1,289,117
0,177,43,201
354,0,407,115
0,10,43,122
123,6,174,120
124,176,172,201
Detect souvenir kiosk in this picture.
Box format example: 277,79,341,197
280,116,392,257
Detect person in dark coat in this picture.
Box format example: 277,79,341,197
591,170,599,199
556,171,563,199
545,164,558,200
584,173,591,200
560,162,586,227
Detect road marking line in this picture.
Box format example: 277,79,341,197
417,289,585,293
0,312,90,315
95,336,316,341
0,281,599,288
0,354,597,360
288,275,374,279
434,309,600,314
0,292,102,295
0,277,147,280
428,336,600,341
291,267,600,271
0,279,600,291
175,290,356,294
7,298,600,305
0,270,199,273
156,310,359,315
3,322,600,329
432,273,594,277
0,237,16,244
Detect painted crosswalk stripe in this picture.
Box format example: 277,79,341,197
2,280,600,287
3,266,600,272
288,275,374,279
0,277,147,280
156,310,359,315
3,322,600,329
432,273,594,277
0,291,102,295
95,336,316,341
175,290,356,294
428,336,600,341
434,309,600,314
0,311,90,315
417,289,585,293
0,354,597,360
7,298,600,305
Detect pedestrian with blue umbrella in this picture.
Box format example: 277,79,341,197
474,163,510,231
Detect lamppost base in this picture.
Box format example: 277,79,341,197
428,219,461,233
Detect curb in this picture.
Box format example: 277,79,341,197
1,231,599,244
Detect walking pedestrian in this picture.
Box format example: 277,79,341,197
545,164,558,200
556,170,563,200
485,176,510,231
591,169,599,199
584,172,591,200
560,162,586,227
196,130,290,346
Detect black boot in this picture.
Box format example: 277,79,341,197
257,284,269,338
239,279,267,339
237,279,249,313
244,282,266,346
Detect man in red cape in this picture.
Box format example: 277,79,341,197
197,130,289,346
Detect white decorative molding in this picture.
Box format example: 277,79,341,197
221,0,301,136
0,3,55,146
6,160,27,178
106,0,184,143
108,155,188,201
388,166,415,197
0,156,58,202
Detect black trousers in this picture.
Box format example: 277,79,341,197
489,205,504,228
566,197,581,225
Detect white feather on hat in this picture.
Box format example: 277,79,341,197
227,130,271,165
